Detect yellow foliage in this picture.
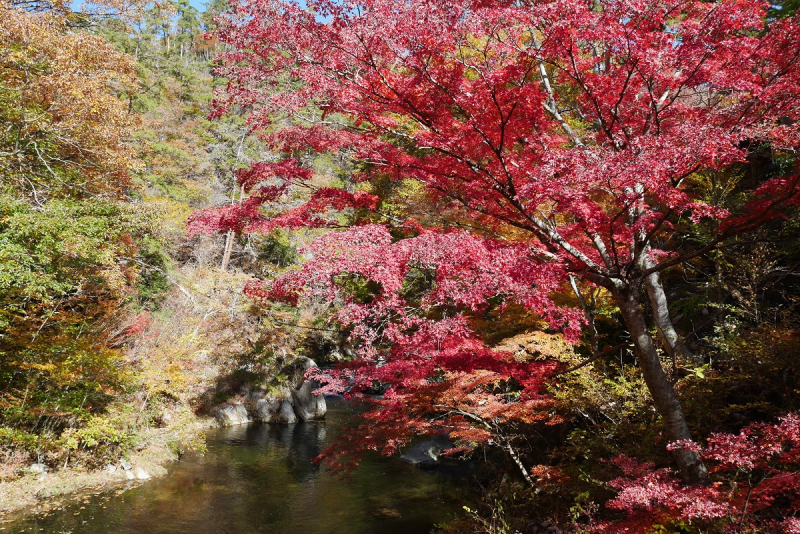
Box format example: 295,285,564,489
0,3,139,196
125,266,260,402
494,330,577,362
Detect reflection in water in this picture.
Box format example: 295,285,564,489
5,399,468,534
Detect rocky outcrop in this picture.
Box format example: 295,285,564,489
249,392,314,426
289,358,327,422
214,357,326,426
212,403,251,426
253,395,298,424
254,397,281,423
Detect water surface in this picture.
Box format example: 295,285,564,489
5,399,467,534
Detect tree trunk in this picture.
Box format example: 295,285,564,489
645,270,699,364
614,284,708,484
220,186,244,272
220,230,234,271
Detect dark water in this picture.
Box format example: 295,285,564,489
3,399,468,534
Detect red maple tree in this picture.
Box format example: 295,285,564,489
593,414,800,532
191,0,800,482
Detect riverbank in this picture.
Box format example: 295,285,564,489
0,417,216,520
0,265,266,519
1,402,469,534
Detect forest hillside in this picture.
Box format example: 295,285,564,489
0,0,311,507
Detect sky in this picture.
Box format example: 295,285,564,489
187,0,209,11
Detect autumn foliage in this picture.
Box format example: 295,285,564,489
594,414,800,533
0,0,799,526
0,2,139,197
192,0,800,493
0,1,156,468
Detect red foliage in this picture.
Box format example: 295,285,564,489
206,0,800,274
122,311,153,339
594,414,800,533
249,225,567,464
199,0,800,474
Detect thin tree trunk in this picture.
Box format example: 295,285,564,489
569,275,599,355
614,284,708,484
221,185,245,272
645,270,699,363
221,230,234,271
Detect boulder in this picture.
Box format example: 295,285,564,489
134,467,151,480
213,403,251,426
285,357,326,421
282,357,314,390
28,463,48,474
401,436,455,467
292,379,327,422
254,397,282,423
120,459,132,471
276,398,297,425
249,389,296,424
401,441,443,467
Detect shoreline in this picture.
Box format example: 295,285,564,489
0,419,216,522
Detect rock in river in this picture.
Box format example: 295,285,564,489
277,398,298,425
291,358,327,422
213,403,251,426
254,397,282,423
401,436,455,467
134,467,151,480
214,357,326,426
401,441,442,467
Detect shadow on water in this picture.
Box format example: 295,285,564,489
4,398,469,534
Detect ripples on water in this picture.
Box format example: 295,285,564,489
4,398,468,534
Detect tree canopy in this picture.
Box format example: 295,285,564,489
194,0,800,488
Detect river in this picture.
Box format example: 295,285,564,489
4,398,469,534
